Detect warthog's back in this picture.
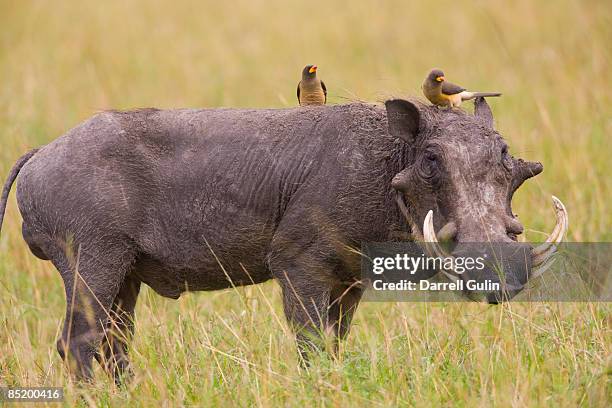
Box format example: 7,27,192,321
15,103,397,295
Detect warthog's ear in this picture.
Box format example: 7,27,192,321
474,97,494,129
385,99,420,144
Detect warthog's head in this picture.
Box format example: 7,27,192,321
386,98,568,303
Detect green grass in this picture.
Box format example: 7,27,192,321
0,0,610,406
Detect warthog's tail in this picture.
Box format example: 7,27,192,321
0,148,40,236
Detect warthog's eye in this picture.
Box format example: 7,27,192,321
425,151,437,163
501,145,512,171
419,150,440,182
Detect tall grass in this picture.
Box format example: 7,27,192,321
0,0,610,406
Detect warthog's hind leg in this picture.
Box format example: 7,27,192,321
95,274,141,385
49,241,135,382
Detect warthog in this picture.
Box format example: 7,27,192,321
0,98,566,382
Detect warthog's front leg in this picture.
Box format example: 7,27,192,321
269,214,361,363
277,274,333,363
327,284,363,345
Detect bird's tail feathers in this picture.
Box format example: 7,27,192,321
461,91,502,100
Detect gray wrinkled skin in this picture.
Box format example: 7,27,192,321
389,98,542,302
1,99,542,382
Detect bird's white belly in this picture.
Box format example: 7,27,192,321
449,93,463,107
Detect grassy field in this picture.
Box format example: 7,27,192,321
0,0,610,406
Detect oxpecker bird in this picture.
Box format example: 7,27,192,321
422,69,501,108
297,65,327,106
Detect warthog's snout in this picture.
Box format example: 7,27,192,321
451,242,531,303
420,197,568,302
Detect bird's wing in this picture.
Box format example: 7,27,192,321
441,81,466,95
321,80,327,103
297,82,301,103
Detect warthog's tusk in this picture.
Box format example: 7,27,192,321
423,210,459,283
530,195,568,279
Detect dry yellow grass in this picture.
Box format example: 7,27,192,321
0,0,610,406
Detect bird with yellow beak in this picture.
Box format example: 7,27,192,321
422,68,501,108
297,65,327,106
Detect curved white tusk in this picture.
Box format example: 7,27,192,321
530,196,568,279
423,210,459,282
531,196,568,273
532,196,567,255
